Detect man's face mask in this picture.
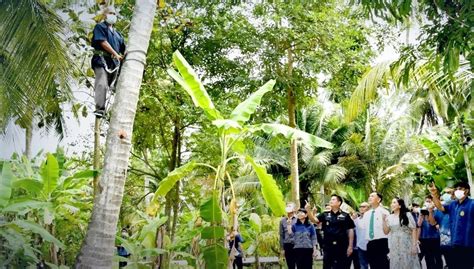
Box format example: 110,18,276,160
285,205,294,213
106,13,117,24
454,189,466,200
441,193,452,203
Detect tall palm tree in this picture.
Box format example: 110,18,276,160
75,1,157,268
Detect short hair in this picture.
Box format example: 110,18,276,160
103,6,116,15
454,181,470,190
412,203,419,207
425,194,433,200
375,192,383,202
331,194,343,204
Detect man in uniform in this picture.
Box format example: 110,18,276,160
307,195,355,269
429,181,474,269
91,6,125,118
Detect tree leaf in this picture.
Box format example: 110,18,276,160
0,162,13,207
12,220,65,249
201,226,225,239
154,161,196,197
251,123,333,149
40,153,59,196
3,200,51,214
168,50,222,121
246,156,286,216
139,216,168,249
230,80,275,123
249,213,261,233
12,178,43,194
202,243,227,269
200,192,222,223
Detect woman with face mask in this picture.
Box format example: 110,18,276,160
428,181,474,269
291,208,317,268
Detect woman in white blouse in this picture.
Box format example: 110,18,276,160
382,198,420,269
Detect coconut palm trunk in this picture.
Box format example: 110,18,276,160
75,1,157,268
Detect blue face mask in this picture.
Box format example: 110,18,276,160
441,193,452,203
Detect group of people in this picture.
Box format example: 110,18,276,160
279,181,473,269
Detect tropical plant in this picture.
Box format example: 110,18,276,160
147,50,332,268
0,152,94,267
0,0,77,157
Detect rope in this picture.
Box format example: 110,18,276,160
123,49,147,66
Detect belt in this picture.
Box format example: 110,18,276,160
93,50,112,57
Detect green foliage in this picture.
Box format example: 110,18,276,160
154,161,197,197
41,153,60,197
0,162,13,207
0,153,94,266
168,51,222,121
357,0,473,72
246,156,286,217
200,192,222,224
230,80,276,124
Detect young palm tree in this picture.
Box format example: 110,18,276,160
75,1,157,268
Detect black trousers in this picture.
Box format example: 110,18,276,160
420,238,443,269
349,248,360,269
440,247,454,269
295,248,313,269
233,256,243,269
367,238,389,269
284,243,297,269
323,245,349,269
450,245,474,269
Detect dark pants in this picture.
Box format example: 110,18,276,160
358,249,369,269
451,245,474,269
323,245,349,269
349,248,360,269
420,238,443,269
94,67,117,111
440,247,453,269
284,243,297,269
295,248,313,269
233,256,243,269
367,238,389,269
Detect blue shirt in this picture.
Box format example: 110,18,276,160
229,234,244,257
420,212,440,239
434,209,451,247
91,22,125,69
279,216,297,248
444,197,474,248
291,221,317,249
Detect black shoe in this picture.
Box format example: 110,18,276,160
94,110,105,118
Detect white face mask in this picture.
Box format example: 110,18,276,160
106,14,117,25
454,190,465,200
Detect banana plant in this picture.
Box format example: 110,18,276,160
0,153,95,267
148,50,333,268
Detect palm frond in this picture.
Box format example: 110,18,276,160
322,164,348,187
0,0,74,131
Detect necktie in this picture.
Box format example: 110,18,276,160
369,209,375,240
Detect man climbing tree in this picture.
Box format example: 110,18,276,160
91,6,125,118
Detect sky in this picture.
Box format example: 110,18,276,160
0,8,420,160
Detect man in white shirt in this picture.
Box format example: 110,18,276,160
354,202,370,269
362,192,390,269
